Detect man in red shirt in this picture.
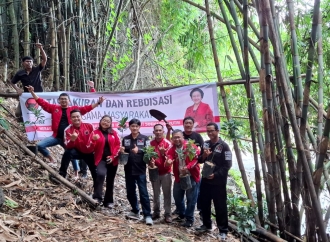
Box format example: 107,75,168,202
148,124,172,223
167,129,200,228
60,110,96,184
26,85,104,168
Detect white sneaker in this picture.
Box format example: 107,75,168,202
217,233,227,241
145,216,153,226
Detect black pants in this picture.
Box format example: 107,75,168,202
93,160,118,203
59,149,96,182
200,182,228,234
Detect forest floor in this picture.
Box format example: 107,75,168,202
0,81,241,242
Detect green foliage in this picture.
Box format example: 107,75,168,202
175,139,197,161
142,146,159,163
221,119,243,140
227,194,257,235
186,139,197,161
4,199,18,208
117,117,128,138
24,107,46,126
0,117,10,130
228,169,245,195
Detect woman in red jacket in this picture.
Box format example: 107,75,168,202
88,115,121,207
184,88,214,131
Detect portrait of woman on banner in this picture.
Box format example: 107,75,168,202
184,87,214,131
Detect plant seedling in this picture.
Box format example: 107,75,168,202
142,146,159,164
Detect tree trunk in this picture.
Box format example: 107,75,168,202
8,0,19,71
260,0,328,240
22,0,29,56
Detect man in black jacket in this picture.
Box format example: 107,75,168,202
120,118,153,226
196,122,232,242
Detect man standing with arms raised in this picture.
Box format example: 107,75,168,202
196,122,232,241
148,124,172,223
11,43,47,121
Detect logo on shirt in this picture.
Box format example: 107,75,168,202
124,139,131,146
55,109,59,113
25,98,39,111
225,151,232,160
214,144,223,153
84,130,90,135
137,138,145,146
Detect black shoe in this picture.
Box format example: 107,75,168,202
103,203,114,209
152,213,160,220
172,209,180,215
173,216,185,222
195,225,212,233
181,220,193,227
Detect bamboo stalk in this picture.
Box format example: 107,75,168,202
286,0,303,111
0,5,4,58
217,0,245,79
260,0,327,240
316,14,324,145
48,4,56,88
242,0,263,226
97,0,124,86
301,0,321,136
131,0,142,90
8,0,19,71
22,0,29,56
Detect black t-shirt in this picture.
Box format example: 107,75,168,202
11,64,44,92
102,130,111,160
56,109,69,139
183,131,204,148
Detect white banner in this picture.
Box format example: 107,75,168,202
20,83,220,141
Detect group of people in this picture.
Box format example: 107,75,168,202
10,48,232,241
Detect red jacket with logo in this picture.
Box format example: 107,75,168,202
88,129,121,166
166,141,200,183
150,138,172,176
36,88,96,138
64,123,94,153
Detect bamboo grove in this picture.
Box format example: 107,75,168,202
0,0,329,241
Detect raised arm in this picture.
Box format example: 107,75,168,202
165,123,172,141
36,43,47,68
91,96,106,109
26,85,39,100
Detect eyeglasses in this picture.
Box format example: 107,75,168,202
206,130,216,133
